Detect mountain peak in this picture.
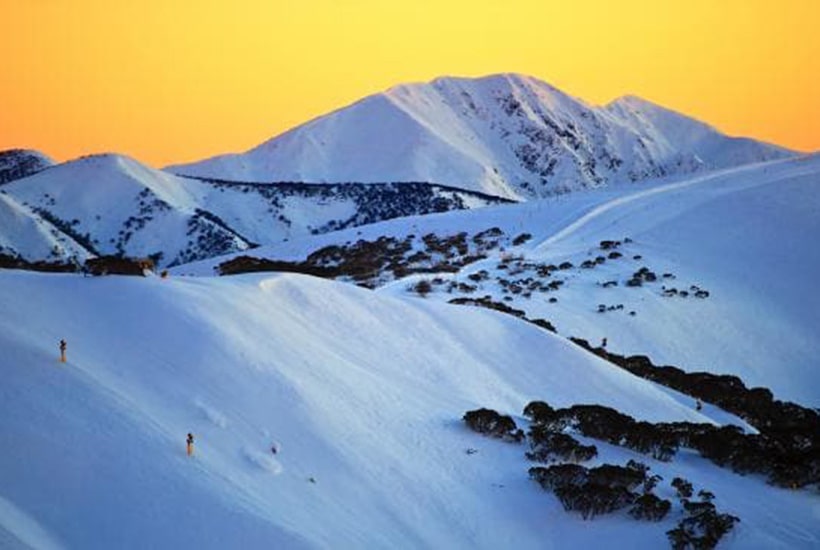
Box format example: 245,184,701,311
167,74,794,196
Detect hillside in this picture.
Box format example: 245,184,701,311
0,149,54,186
167,74,793,199
187,154,820,406
0,155,508,266
1,270,817,549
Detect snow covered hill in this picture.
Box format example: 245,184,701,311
1,154,251,266
0,149,54,185
167,74,793,199
1,269,817,549
0,192,89,262
0,154,508,266
184,154,820,407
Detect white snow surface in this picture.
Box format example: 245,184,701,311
2,155,819,548
182,154,820,406
167,74,793,199
0,193,90,261
1,153,503,266
1,269,818,549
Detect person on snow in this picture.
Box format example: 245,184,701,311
59,339,67,363
695,399,703,411
187,433,195,456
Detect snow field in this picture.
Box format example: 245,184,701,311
5,269,812,548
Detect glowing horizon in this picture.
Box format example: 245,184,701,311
2,0,817,167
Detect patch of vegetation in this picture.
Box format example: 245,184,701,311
0,253,79,273
464,399,741,548
218,229,508,288
512,233,532,246
32,208,98,255
463,408,524,442
448,296,556,333
85,256,154,277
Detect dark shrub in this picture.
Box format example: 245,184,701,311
463,408,523,442
512,233,532,246
554,483,635,520
667,509,740,550
85,256,154,276
523,401,556,423
526,427,597,463
412,279,433,296
588,464,646,491
629,493,671,521
529,464,589,491
672,477,694,499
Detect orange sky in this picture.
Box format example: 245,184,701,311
2,0,817,167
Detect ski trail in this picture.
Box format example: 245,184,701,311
533,159,792,252
0,496,65,550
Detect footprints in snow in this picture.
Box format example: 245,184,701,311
193,400,283,476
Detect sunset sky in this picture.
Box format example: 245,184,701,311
2,0,817,167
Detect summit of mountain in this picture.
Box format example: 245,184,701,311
166,74,794,199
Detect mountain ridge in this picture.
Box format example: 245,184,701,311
166,73,794,198
0,153,508,266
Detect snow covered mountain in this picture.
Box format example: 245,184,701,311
167,74,794,199
1,152,818,548
0,149,54,185
0,154,508,266
1,154,250,266
186,153,820,407
1,73,816,550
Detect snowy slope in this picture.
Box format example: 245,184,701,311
182,155,820,406
1,270,817,549
0,192,90,261
1,154,250,266
604,96,791,170
0,155,506,267
0,149,54,185
167,74,793,199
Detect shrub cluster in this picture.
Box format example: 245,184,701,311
218,229,509,287
448,297,556,333
524,401,678,461
666,478,740,550
464,402,743,547
0,253,79,273
626,266,657,287
529,461,669,521
85,255,154,276
570,339,820,489
463,408,524,442
526,426,597,463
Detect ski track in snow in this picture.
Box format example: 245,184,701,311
533,159,793,253
0,496,65,550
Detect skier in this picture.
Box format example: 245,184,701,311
601,337,608,349
695,399,703,411
187,433,195,456
59,339,67,363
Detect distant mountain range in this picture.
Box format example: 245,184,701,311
0,154,508,266
0,73,797,266
167,74,793,199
